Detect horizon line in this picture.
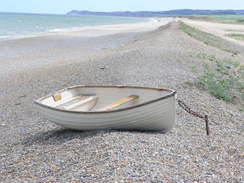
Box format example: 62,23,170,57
1,8,244,15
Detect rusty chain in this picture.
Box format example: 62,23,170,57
177,100,210,136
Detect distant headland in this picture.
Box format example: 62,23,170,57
67,9,244,17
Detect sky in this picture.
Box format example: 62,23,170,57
1,0,244,14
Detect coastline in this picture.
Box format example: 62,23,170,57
0,19,243,182
0,17,167,41
0,18,172,79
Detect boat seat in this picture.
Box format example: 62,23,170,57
55,95,98,110
98,95,139,111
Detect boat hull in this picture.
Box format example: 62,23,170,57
35,86,176,131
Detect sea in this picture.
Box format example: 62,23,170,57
0,13,149,38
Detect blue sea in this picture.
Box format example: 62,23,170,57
0,13,149,38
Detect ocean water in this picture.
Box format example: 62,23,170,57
0,13,149,38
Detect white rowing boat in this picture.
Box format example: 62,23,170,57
34,85,176,131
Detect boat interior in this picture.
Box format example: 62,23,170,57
38,86,173,112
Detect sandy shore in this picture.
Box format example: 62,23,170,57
0,20,243,182
182,18,244,46
0,18,172,79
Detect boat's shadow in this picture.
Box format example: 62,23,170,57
22,128,166,146
22,129,100,146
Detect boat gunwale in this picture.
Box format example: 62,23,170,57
34,85,176,114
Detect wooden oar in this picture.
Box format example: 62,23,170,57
98,95,139,111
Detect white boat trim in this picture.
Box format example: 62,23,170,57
34,85,176,114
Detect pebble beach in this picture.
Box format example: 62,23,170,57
0,19,243,182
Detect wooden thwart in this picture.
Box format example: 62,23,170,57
54,95,97,110
98,95,139,111
53,94,62,102
65,96,98,110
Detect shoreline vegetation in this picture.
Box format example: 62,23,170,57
192,53,244,110
180,22,243,110
179,22,240,54
227,33,244,41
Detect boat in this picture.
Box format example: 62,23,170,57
34,85,176,131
